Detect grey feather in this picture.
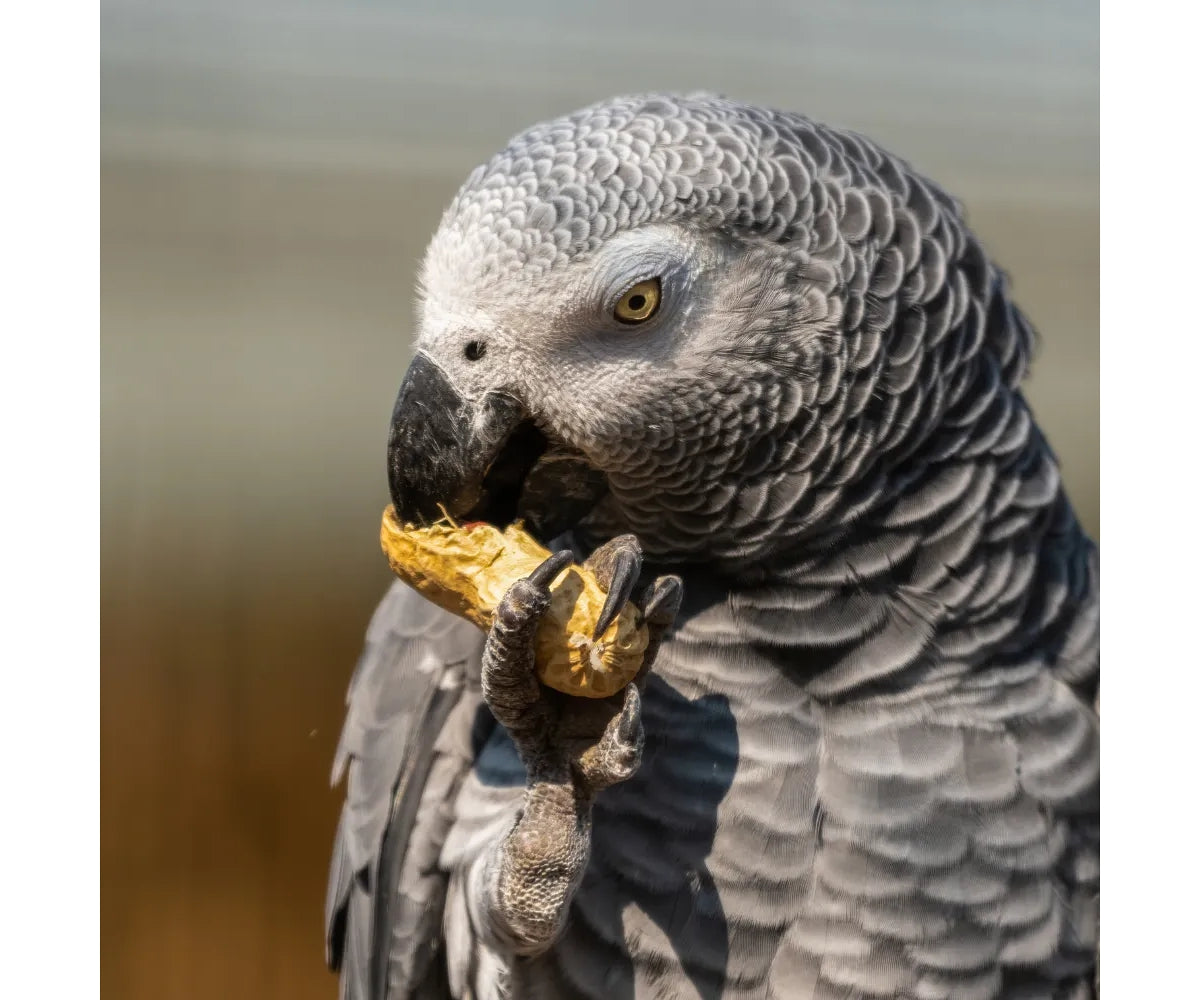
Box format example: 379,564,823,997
326,581,486,999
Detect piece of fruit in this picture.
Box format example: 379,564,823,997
379,506,648,698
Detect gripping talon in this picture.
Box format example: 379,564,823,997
592,546,641,640
526,549,574,591
641,574,683,628
616,684,641,746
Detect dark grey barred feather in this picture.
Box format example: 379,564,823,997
328,93,1098,1000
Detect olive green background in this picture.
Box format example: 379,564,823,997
101,2,1098,997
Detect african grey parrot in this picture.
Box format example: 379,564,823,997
324,93,1099,1000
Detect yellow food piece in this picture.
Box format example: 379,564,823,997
379,506,649,698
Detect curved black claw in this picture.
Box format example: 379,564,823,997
641,574,684,630
587,538,643,640
527,549,574,590
614,683,641,747
633,574,684,686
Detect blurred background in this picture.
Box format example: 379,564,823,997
100,2,1098,997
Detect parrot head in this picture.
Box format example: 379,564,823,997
386,93,1030,573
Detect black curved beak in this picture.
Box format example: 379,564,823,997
386,352,525,524
387,351,610,536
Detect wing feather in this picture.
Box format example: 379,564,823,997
326,581,486,1000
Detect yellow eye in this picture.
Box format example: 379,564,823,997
613,278,661,324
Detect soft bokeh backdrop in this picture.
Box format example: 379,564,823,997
100,2,1098,997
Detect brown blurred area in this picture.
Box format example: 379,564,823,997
101,3,1097,998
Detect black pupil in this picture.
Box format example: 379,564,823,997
628,294,646,312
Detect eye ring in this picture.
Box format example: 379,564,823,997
614,277,662,325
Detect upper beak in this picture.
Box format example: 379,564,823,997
386,352,524,523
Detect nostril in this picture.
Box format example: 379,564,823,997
464,340,487,362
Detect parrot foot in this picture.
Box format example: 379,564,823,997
475,538,682,954
481,536,682,789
